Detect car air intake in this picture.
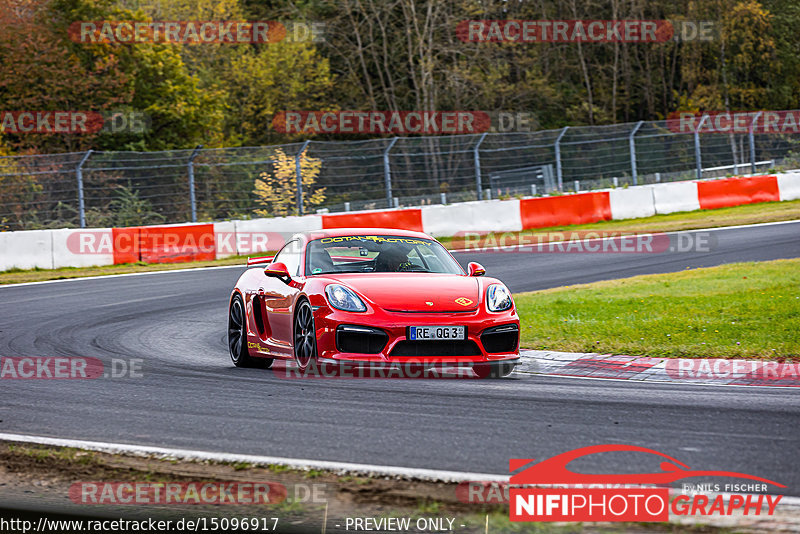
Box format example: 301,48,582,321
480,324,519,353
389,340,482,357
336,325,388,354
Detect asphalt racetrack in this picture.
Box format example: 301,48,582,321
1,222,799,494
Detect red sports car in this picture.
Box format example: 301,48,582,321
227,228,520,377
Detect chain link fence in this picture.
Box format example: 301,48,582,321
2,114,800,230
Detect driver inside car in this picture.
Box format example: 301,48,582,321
374,245,414,272
308,247,335,274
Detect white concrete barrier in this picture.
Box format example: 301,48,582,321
652,181,700,214
51,228,114,268
421,199,522,237
777,171,800,201
3,172,800,272
609,187,656,220
233,215,322,255
213,222,237,259
0,229,54,270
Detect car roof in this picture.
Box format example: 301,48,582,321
300,228,433,240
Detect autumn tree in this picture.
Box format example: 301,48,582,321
0,0,131,152
225,41,334,145
253,147,324,217
682,0,778,110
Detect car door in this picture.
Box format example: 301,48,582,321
259,239,303,353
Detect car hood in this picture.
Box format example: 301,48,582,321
323,273,482,312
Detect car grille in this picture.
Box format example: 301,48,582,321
336,325,388,354
389,340,482,357
480,324,519,353
385,309,476,314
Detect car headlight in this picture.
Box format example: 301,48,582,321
487,284,513,312
325,284,367,312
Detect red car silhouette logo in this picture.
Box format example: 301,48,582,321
510,444,785,487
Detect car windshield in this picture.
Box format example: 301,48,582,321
305,235,464,275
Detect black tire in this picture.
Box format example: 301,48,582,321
473,362,516,379
228,294,273,369
293,299,318,371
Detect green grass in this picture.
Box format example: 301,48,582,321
266,463,291,473
516,259,800,360
231,461,252,471
9,444,98,465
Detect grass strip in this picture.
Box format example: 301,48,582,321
516,258,800,360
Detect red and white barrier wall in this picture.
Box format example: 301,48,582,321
2,172,800,271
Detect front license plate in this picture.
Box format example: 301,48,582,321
409,326,465,341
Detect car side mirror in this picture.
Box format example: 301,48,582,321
467,262,486,277
264,262,291,282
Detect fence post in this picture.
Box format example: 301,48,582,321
694,115,710,179
383,137,399,208
187,145,202,223
474,132,488,200
76,150,93,228
554,127,569,191
629,121,643,185
749,111,763,175
295,140,310,216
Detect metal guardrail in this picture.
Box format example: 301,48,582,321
1,114,798,230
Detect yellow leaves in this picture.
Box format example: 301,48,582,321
129,0,245,21
253,147,325,218
225,41,333,144
682,0,778,110
725,0,776,68
0,135,12,158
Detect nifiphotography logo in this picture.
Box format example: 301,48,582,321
509,444,785,522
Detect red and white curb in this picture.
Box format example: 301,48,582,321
518,350,800,387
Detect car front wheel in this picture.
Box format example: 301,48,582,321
293,300,318,371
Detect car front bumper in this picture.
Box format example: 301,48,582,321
311,303,520,365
